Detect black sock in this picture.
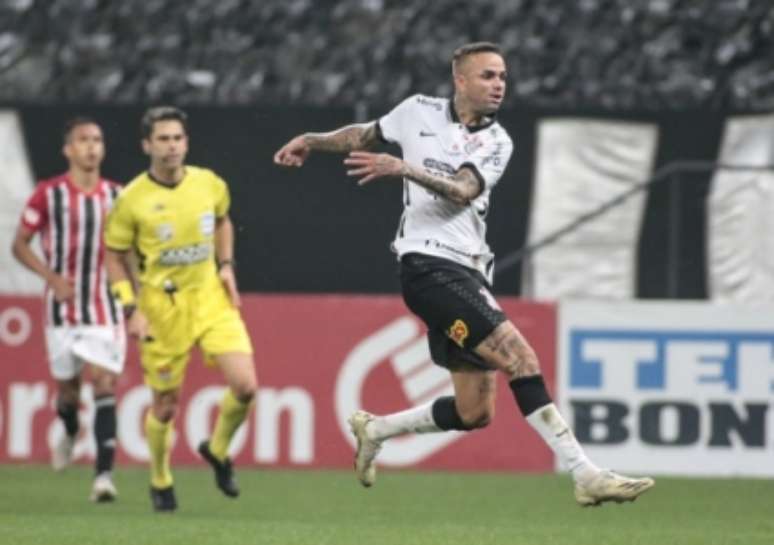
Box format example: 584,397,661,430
56,400,79,437
94,396,116,475
509,375,553,417
431,396,468,431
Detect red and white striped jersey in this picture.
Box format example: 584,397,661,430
20,173,123,327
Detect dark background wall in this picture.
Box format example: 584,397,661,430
14,105,728,297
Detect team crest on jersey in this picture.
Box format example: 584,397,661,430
479,287,501,311
463,135,483,155
156,223,174,242
448,319,469,347
200,212,215,236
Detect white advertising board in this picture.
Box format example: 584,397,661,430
558,300,774,477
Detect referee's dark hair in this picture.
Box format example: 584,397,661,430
141,106,188,139
62,116,99,144
452,42,503,74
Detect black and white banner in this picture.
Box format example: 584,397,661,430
526,119,657,299
525,113,774,302
0,110,42,295
708,114,774,303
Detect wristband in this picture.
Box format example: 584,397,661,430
111,279,136,306
217,259,234,271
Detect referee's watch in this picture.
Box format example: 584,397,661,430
217,258,235,271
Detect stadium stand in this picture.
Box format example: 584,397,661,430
1,0,773,109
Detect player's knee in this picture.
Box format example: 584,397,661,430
154,405,177,423
92,374,117,397
232,381,257,403
58,390,80,407
459,406,495,430
57,386,81,405
152,396,179,423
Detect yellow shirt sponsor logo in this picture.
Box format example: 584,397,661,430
158,243,211,267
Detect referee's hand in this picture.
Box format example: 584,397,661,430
219,264,241,308
127,309,150,341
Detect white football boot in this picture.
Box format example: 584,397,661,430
574,469,654,507
348,410,383,488
90,472,118,503
51,434,76,472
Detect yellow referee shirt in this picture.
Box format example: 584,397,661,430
105,166,229,291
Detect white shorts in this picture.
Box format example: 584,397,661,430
45,326,126,380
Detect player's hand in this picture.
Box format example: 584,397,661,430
344,151,404,186
47,273,75,302
274,135,310,167
127,309,151,341
219,264,241,308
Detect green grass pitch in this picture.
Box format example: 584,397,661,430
1,465,772,545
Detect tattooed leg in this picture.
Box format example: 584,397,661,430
474,321,540,379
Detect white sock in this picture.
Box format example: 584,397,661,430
367,401,441,441
525,403,599,483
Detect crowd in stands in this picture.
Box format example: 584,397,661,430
1,0,773,109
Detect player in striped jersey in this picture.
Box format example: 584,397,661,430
11,117,125,503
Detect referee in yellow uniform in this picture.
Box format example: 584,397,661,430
104,106,257,512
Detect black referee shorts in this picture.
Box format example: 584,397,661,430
399,252,507,371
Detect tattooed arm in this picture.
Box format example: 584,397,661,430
344,151,483,206
274,123,379,167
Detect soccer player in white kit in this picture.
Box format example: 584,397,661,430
274,42,654,506
12,118,125,502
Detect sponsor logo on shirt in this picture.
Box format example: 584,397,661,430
422,158,455,176
415,96,443,111
481,153,503,169
158,243,210,266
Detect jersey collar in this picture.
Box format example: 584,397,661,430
448,98,497,133
147,167,187,189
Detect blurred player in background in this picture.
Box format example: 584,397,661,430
275,42,654,506
104,106,257,513
11,117,124,503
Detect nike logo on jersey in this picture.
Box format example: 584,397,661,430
419,131,436,137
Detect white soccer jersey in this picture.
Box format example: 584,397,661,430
377,94,513,282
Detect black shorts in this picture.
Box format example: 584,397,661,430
399,252,507,371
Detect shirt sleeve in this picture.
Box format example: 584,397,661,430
462,135,514,191
103,191,135,250
213,173,230,218
19,184,48,232
376,95,418,145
